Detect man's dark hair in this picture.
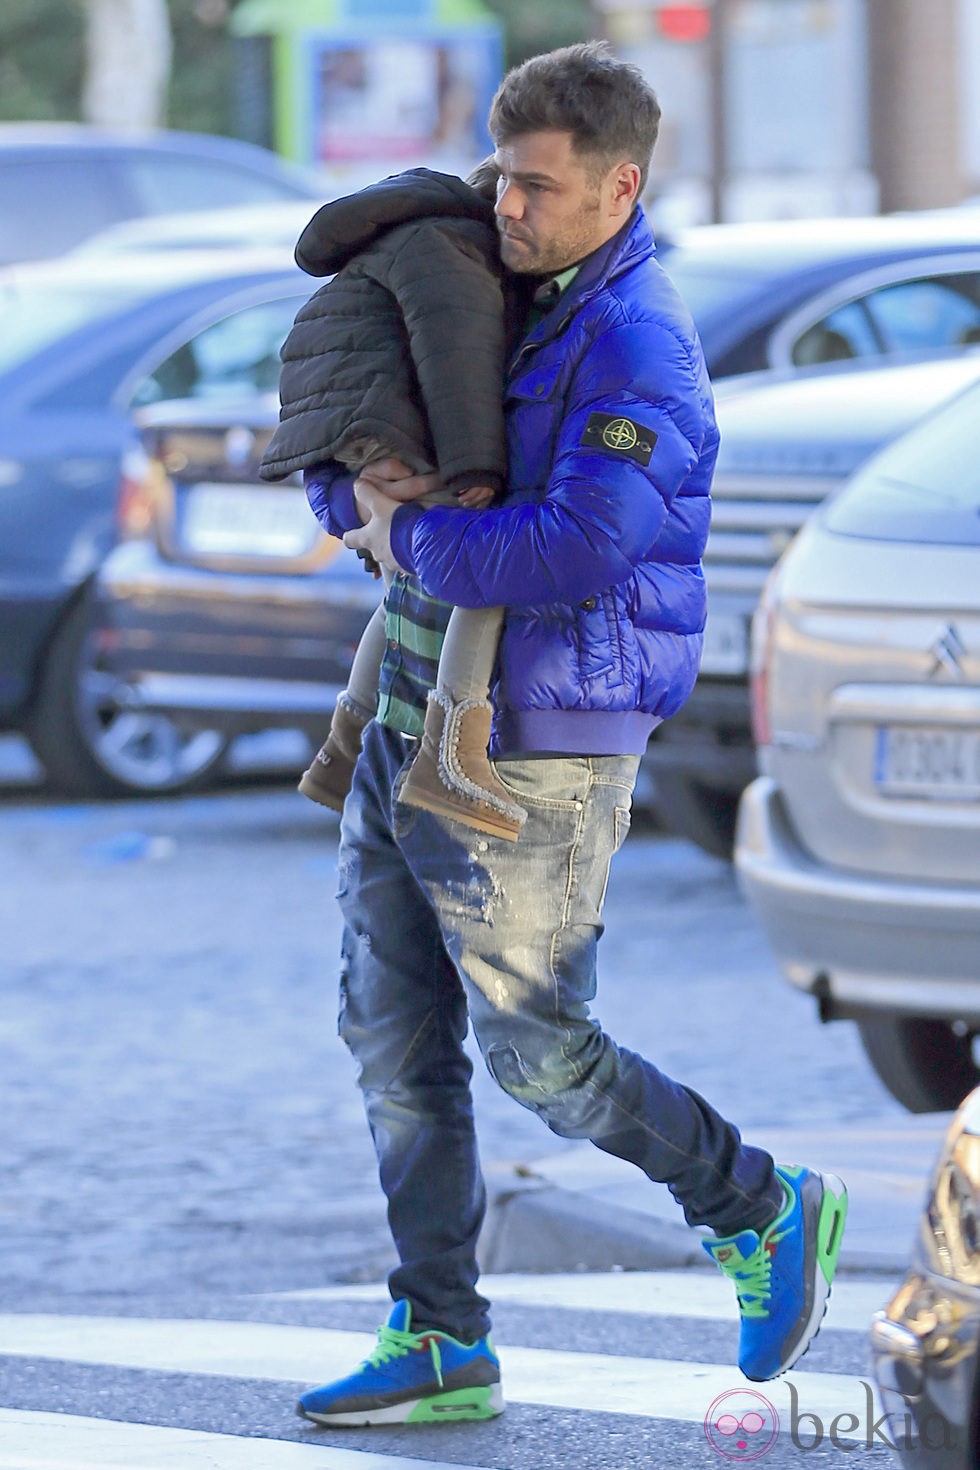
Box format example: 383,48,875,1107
489,42,660,192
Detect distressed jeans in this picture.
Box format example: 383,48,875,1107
336,720,781,1342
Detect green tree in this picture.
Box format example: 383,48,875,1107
0,1,85,122
0,0,239,135
168,0,239,136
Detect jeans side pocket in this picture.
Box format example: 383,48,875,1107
598,804,632,911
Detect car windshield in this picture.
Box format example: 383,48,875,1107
825,379,980,545
0,278,151,373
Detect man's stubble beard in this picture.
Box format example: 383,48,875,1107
498,192,603,276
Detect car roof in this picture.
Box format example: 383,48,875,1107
670,213,980,274
0,121,318,182
0,246,304,292
72,201,320,257
714,353,980,472
70,173,388,255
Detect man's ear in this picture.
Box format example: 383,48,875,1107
609,161,642,217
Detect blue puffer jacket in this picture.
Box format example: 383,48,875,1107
309,206,716,758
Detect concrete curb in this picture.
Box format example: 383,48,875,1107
480,1163,708,1274
479,1120,943,1278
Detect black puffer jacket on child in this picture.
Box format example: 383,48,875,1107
260,169,506,495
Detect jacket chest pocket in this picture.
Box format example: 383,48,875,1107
505,356,565,492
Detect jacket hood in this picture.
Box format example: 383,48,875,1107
295,168,497,277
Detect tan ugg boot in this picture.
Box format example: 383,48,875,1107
298,699,371,811
399,693,526,842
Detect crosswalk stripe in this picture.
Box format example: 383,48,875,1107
0,1409,486,1470
0,1312,882,1436
268,1269,888,1335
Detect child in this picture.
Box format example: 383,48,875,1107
260,164,526,841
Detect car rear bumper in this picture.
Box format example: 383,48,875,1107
95,541,377,737
111,671,343,736
735,776,980,1021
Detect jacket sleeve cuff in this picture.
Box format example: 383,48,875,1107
390,502,424,573
304,467,359,537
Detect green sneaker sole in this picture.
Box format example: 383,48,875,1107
301,1382,505,1427
407,1384,505,1423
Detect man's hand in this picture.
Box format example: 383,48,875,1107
344,478,405,573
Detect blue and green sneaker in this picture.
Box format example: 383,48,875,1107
296,1299,504,1426
703,1164,848,1382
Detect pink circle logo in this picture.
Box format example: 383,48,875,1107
704,1389,780,1460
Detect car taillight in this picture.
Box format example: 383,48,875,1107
749,567,782,748
115,445,157,539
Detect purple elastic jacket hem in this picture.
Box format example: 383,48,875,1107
491,708,662,760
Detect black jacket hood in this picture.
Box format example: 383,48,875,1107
295,167,497,277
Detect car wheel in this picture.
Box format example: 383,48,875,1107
857,1016,980,1113
653,775,739,859
27,596,229,798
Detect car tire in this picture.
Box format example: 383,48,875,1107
27,594,230,799
856,1016,980,1113
653,775,739,860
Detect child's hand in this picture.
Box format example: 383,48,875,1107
454,483,496,509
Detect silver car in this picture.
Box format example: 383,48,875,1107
735,379,980,1113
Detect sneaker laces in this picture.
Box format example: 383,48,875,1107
721,1230,789,1320
366,1323,444,1387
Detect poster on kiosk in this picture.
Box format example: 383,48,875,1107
309,32,501,172
230,0,503,186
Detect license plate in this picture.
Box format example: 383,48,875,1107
182,483,319,558
699,610,748,676
874,725,980,799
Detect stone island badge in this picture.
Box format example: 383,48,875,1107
581,412,657,466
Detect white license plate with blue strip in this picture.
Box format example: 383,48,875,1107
874,724,980,799
182,483,318,558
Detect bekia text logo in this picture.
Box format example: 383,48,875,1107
704,1382,958,1455
704,1389,779,1460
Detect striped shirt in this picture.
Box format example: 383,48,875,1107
375,265,581,737
376,572,453,737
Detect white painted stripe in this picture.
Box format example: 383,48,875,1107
0,1409,485,1470
0,1314,882,1437
268,1270,890,1335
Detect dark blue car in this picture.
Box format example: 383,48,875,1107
0,248,316,795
